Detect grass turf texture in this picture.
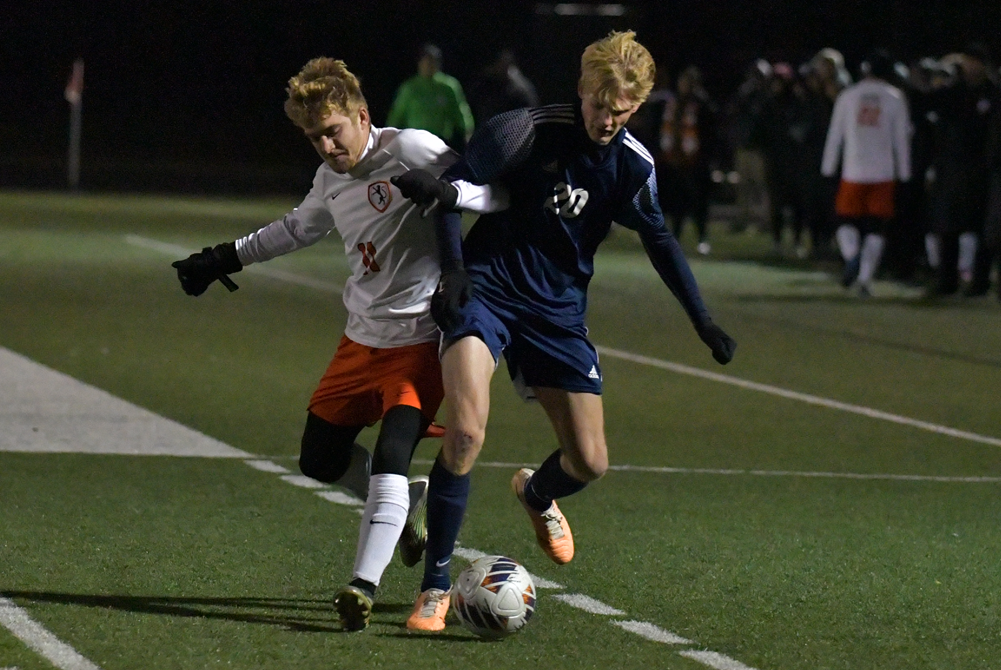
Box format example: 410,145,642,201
1,190,1000,669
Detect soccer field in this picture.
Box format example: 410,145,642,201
2,190,1000,670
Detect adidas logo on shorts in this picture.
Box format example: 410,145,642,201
588,365,600,380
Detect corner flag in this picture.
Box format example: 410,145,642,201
65,59,84,105
65,58,84,190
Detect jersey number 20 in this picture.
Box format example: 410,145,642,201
544,181,589,218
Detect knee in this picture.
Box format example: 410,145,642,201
441,425,485,476
563,445,608,482
576,456,608,482
299,412,356,483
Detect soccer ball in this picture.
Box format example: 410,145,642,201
452,555,536,639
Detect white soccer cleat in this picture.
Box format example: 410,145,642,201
399,475,429,567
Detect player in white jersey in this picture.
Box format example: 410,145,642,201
822,49,911,296
170,57,505,631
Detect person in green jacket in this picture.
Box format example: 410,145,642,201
387,44,474,150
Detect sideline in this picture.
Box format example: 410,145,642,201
597,346,1001,448
130,234,1001,450
408,459,1001,485
0,597,101,670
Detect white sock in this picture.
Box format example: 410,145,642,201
352,473,409,586
925,233,940,269
857,234,885,286
836,224,860,261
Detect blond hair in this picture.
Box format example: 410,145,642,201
284,57,367,128
579,31,656,106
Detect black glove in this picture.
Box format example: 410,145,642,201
171,242,242,296
430,268,473,334
696,319,737,365
391,170,458,213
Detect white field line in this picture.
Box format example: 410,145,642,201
597,346,1001,449
314,490,365,507
124,235,343,293
1,347,752,665
254,462,758,668
453,546,563,590
243,459,290,474
279,474,327,489
411,459,1001,484
0,597,102,670
127,234,999,449
612,620,693,645
551,594,625,616
679,650,760,670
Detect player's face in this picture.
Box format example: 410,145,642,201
578,87,640,145
303,107,371,173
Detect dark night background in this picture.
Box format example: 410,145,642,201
4,0,1000,195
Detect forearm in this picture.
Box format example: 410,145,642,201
235,212,327,265
435,209,465,272
640,227,710,326
452,180,510,213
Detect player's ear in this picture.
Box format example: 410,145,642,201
357,106,371,127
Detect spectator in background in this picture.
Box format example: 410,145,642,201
925,45,1000,296
759,63,808,258
979,78,1001,300
821,49,911,297
884,59,938,283
812,48,853,101
798,60,839,259
656,65,719,255
725,59,773,232
467,49,539,124
387,44,474,151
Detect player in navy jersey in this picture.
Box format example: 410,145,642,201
391,31,737,631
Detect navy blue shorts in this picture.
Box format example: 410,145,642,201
445,292,602,399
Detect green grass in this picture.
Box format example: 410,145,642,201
1,190,1000,670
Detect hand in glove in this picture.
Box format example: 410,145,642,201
171,242,241,296
696,319,737,365
391,170,458,215
430,268,473,334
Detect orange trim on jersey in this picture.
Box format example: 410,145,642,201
835,180,896,219
308,336,443,427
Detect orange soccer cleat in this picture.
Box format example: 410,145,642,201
406,588,450,631
511,468,574,564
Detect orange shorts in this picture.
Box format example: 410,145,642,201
308,336,444,427
835,180,896,219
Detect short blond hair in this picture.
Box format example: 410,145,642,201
284,57,367,128
579,31,656,107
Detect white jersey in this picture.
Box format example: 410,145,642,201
821,78,912,183
235,126,505,348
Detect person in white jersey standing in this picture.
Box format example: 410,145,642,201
170,57,505,631
822,49,911,296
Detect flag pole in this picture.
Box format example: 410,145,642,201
65,59,84,191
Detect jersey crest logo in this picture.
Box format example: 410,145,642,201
543,181,589,219
368,181,392,212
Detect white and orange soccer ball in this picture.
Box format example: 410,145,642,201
452,555,536,639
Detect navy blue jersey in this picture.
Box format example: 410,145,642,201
442,103,710,326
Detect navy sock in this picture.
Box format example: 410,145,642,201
421,456,471,592
524,450,588,512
